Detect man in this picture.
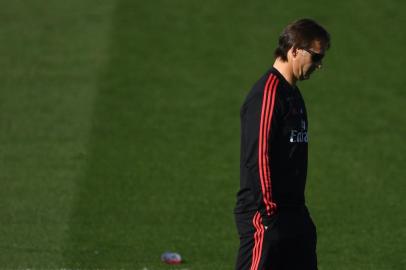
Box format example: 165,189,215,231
234,18,331,270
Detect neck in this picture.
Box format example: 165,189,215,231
273,58,297,86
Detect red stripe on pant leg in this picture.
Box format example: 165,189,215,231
255,214,264,270
250,212,260,270
257,215,264,270
250,212,259,270
252,214,265,270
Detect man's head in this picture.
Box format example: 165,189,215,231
274,18,330,81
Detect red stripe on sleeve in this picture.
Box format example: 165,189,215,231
258,74,279,216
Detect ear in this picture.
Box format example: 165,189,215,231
290,47,298,58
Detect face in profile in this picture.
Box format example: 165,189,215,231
293,40,326,81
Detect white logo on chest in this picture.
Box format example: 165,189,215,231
289,120,308,143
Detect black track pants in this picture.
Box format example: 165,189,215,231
235,207,317,270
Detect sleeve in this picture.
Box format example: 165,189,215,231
242,74,281,216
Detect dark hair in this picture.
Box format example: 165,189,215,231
274,18,331,61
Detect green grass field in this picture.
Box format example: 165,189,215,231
0,0,405,269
